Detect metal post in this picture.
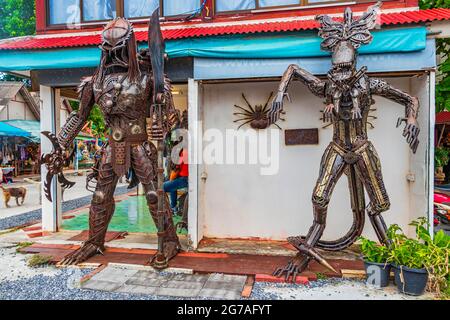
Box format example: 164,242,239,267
40,86,62,232
153,139,168,269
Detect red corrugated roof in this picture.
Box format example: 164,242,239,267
437,111,450,125
1,8,450,51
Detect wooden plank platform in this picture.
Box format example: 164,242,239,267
21,243,364,281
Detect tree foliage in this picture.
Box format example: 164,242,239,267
69,100,106,137
0,0,36,84
420,0,450,112
0,2,106,134
0,0,36,39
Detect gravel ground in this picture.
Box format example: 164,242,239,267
0,242,431,300
251,279,430,300
0,186,130,231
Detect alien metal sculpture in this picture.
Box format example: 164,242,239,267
267,2,420,280
41,10,180,268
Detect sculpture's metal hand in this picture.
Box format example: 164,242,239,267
370,78,420,153
351,106,362,120
40,131,75,202
322,103,334,123
398,118,420,153
268,91,290,125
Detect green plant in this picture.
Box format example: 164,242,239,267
386,218,450,298
27,254,52,268
358,237,389,263
386,224,428,269
15,242,34,253
435,147,450,168
315,272,328,280
410,218,450,297
420,1,450,113
70,101,106,138
0,0,35,40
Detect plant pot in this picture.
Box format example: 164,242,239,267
435,166,446,183
364,260,391,287
393,265,428,296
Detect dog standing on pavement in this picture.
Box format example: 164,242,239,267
0,185,27,208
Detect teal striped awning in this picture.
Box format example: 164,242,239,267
0,27,427,71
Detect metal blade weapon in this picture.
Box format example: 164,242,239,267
40,131,75,202
148,8,170,270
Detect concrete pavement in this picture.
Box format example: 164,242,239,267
0,171,128,220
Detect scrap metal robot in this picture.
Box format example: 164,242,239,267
267,2,421,280
41,9,180,269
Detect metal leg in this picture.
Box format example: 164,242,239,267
355,142,391,246
275,145,345,280
61,147,118,265
131,143,180,268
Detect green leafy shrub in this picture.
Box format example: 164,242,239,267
387,224,428,269
387,218,450,298
15,242,34,253
410,218,450,298
435,147,450,168
27,254,52,268
359,237,389,263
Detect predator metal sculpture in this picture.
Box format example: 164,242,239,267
267,2,420,280
41,9,180,268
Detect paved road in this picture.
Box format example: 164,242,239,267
0,173,131,230
1,172,128,219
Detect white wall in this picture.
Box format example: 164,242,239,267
198,77,429,241
173,84,188,112
0,92,37,121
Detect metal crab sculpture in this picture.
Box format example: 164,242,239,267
234,92,284,130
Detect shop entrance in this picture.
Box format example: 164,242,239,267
59,84,189,239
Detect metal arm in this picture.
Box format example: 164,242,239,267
268,64,325,124
370,78,420,153
279,64,326,98
58,78,95,149
40,77,95,202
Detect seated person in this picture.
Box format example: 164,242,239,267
163,149,188,214
1,171,12,184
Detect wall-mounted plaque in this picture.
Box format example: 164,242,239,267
285,129,319,146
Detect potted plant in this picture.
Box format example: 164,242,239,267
359,237,390,287
387,224,429,296
435,147,450,183
411,218,450,299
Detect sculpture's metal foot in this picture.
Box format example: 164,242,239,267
273,253,311,283
59,243,103,266
151,252,169,270
163,240,180,261
150,240,180,270
288,236,338,275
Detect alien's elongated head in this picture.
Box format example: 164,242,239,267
97,17,140,83
316,2,381,82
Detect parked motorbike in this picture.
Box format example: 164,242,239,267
434,192,450,226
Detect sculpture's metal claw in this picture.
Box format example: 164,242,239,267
306,249,339,274
40,131,75,202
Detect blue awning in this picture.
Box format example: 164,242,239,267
2,120,40,141
0,27,427,71
0,121,31,137
194,39,437,80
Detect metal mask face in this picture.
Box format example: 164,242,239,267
331,41,356,81
101,18,133,68
316,2,381,81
